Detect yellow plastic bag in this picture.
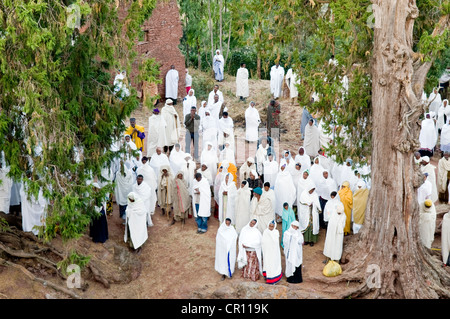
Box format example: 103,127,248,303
322,260,342,277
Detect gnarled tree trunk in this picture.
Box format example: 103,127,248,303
329,0,450,299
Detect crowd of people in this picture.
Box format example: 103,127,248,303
0,60,449,287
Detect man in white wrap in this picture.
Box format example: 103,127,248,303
250,187,275,234
207,85,224,107
441,212,450,266
165,65,179,105
419,113,437,156
114,161,135,220
270,62,285,99
263,153,278,189
182,88,197,120
147,108,167,158
136,157,157,217
192,173,212,234
428,87,442,114
236,63,249,102
420,156,438,203
235,181,252,234
437,152,450,204
213,50,225,82
245,101,261,142
161,99,181,153
132,174,154,227
285,68,300,105
323,202,346,263
215,218,238,280
201,142,218,178
298,181,321,246
239,157,256,183
200,110,219,151
124,192,148,253
149,147,170,178
218,173,237,224
304,119,321,159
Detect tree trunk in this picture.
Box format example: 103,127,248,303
257,52,261,80
219,0,223,54
197,38,202,70
208,0,214,66
336,0,450,299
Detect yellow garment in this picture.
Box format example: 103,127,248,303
218,162,238,185
338,186,353,234
352,188,369,225
125,125,145,152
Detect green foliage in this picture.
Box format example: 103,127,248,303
57,249,91,276
191,70,216,101
0,0,157,242
138,57,162,108
0,218,9,232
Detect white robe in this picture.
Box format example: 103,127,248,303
323,212,346,260
285,68,300,99
239,162,256,183
428,90,442,114
161,104,181,146
165,69,179,99
304,122,321,158
323,197,340,222
274,169,296,217
235,183,252,234
255,144,269,176
251,192,275,234
417,179,433,204
270,65,285,99
237,221,263,273
215,221,238,277
421,163,438,203
218,174,237,224
136,163,157,214
283,223,304,278
261,225,282,280
442,213,450,264
207,90,224,107
263,159,278,188
124,193,148,249
169,149,188,176
0,167,12,213
298,187,321,235
132,181,154,226
297,174,312,208
295,148,311,171
436,101,450,133
245,105,261,142
418,203,436,249
182,91,197,120
419,118,437,150
20,184,47,235
149,153,170,178
200,115,219,151
201,145,218,178
213,53,225,81
114,167,135,206
147,114,167,157
236,67,249,98
192,177,211,218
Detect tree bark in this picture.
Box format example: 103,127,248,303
208,0,214,66
337,0,450,299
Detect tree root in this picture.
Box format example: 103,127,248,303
87,264,110,289
0,257,82,299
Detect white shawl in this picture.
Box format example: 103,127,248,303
237,220,263,272
124,192,148,249
215,220,238,277
235,182,252,234
283,221,304,277
323,203,346,260
132,180,154,226
114,166,135,206
298,182,321,235
192,177,211,218
261,221,282,279
218,173,238,223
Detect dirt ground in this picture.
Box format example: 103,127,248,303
0,70,448,300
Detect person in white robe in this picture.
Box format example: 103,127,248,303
263,182,277,218
124,192,148,252
236,63,249,101
132,174,154,227
214,165,226,207
295,147,311,171
285,68,300,104
147,108,167,157
309,156,325,187
0,165,12,213
114,161,135,220
437,152,450,203
441,212,450,266
235,180,252,234
428,87,442,114
297,181,321,245
255,137,269,176
440,119,450,153
192,173,212,233
165,65,179,103
239,157,256,183
323,202,346,262
274,164,296,221
436,99,450,134
207,85,224,107
419,113,437,154
200,109,219,151
283,220,304,283
219,141,236,166
323,191,340,225
136,157,157,216
263,153,278,190
201,142,218,178
149,147,170,177
215,218,238,280
250,187,275,234
279,150,297,177
185,68,192,94
418,199,436,249
20,183,47,235
237,219,263,280
198,101,208,122
218,173,237,224
245,101,261,142
213,50,225,82
169,143,187,175
297,170,312,208
161,99,181,150
182,89,197,120
199,163,214,187
291,162,303,206
218,112,235,149
420,156,438,203
261,220,283,284
270,62,285,99
304,119,321,159
418,173,433,204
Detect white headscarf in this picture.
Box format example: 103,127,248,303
237,219,263,272
283,220,304,277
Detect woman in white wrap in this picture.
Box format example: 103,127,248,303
298,181,321,246
182,89,197,120
218,173,237,224
235,180,252,234
274,164,296,220
201,142,218,178
215,218,238,280
323,202,346,262
132,174,154,227
124,192,148,252
237,219,263,281
418,199,436,249
245,101,261,142
261,220,283,284
283,220,304,283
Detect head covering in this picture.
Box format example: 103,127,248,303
166,99,173,105
342,181,350,187
153,108,160,113
424,199,433,208
422,156,430,163
253,187,263,195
